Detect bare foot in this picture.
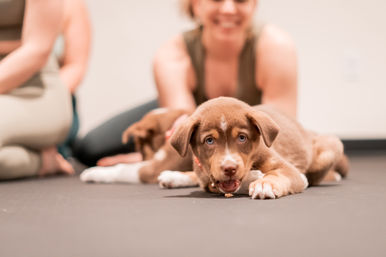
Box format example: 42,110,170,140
97,152,143,167
38,147,75,176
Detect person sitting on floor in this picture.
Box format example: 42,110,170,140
0,0,91,180
74,0,297,167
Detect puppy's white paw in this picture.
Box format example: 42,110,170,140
238,170,265,194
80,166,117,183
158,170,196,189
80,163,141,184
249,180,276,200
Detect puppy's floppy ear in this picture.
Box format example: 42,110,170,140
246,111,280,147
170,116,199,157
122,124,152,144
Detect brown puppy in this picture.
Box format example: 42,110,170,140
122,108,189,160
80,108,192,184
160,97,348,199
81,97,348,199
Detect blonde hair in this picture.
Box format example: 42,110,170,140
180,0,195,20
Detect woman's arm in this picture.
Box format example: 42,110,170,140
0,0,63,94
256,24,298,118
59,0,91,94
153,35,196,111
0,41,21,55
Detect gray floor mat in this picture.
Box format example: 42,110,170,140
0,153,385,257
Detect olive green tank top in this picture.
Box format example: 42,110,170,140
0,0,25,41
183,25,264,106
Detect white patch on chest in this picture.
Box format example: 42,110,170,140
220,115,227,132
154,149,166,161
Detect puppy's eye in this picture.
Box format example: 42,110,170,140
238,133,247,143
205,136,215,145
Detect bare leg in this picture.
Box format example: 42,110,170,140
96,152,143,167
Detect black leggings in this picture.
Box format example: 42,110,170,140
73,99,159,166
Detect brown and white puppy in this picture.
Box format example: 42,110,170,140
80,108,192,184
121,108,189,160
81,97,348,200
158,97,348,199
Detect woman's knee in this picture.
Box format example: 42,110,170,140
73,99,158,166
0,146,40,180
72,134,132,166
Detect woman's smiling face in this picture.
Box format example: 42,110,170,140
193,0,257,42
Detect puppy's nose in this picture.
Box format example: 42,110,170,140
221,162,238,177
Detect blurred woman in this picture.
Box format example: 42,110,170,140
0,0,90,179
75,0,297,167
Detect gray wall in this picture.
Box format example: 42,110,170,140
79,0,386,139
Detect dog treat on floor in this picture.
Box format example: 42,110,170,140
224,193,234,198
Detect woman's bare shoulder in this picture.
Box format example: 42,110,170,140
257,24,296,54
153,34,196,109
154,34,190,65
153,34,195,88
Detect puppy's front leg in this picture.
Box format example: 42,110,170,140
80,162,147,183
158,171,199,189
249,162,308,199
